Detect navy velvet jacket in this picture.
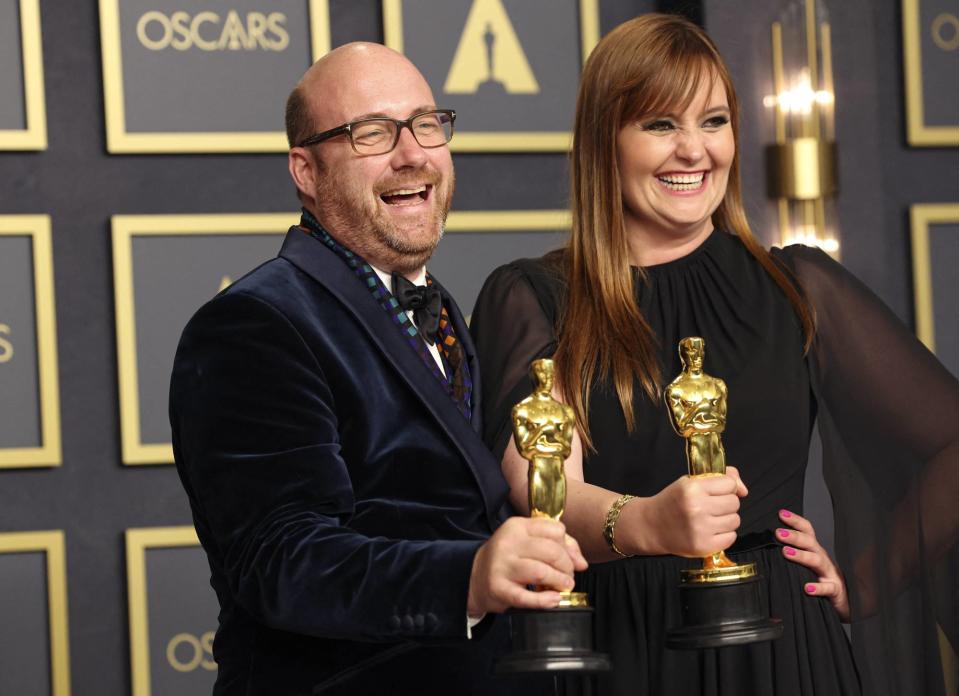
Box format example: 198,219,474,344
170,229,528,695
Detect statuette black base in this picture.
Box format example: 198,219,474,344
495,606,611,674
667,574,783,649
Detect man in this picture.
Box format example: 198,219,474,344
170,42,585,695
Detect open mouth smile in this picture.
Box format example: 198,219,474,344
380,184,432,206
656,171,707,192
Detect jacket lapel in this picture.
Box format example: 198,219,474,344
277,229,507,528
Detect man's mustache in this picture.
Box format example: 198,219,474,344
374,167,444,195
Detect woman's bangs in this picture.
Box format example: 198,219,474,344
622,54,718,123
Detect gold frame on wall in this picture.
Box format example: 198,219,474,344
111,213,293,465
0,530,71,696
0,0,46,150
0,215,61,468
98,0,331,153
382,0,599,152
911,203,959,351
902,0,959,146
112,210,569,465
445,209,571,231
126,526,202,696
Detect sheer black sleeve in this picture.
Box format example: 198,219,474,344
470,259,564,460
777,245,959,696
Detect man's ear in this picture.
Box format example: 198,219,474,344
288,147,318,203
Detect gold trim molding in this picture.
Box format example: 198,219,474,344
902,0,959,146
0,530,70,696
98,0,331,153
0,215,62,468
111,214,293,465
0,0,46,150
126,526,201,696
911,204,959,352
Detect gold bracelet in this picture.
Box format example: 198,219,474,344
603,494,636,558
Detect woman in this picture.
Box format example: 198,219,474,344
471,13,959,696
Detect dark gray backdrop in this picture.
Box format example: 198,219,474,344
1,1,957,694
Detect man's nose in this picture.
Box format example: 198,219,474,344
390,126,429,168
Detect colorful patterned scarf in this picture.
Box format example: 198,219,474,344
298,210,472,420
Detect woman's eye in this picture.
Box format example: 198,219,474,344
642,120,674,132
703,115,729,129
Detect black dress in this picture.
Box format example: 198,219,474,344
470,230,959,696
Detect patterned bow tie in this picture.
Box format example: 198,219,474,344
392,272,443,345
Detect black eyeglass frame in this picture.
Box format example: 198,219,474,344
296,109,456,154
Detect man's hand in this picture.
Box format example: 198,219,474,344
467,517,587,617
630,466,748,558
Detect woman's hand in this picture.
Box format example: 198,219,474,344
776,509,850,622
628,467,748,558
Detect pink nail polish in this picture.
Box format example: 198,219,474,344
805,584,816,594
785,547,797,556
780,509,792,518
778,528,790,538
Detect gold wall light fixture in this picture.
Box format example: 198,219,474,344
765,0,839,258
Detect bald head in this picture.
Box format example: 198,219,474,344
286,42,434,148
284,41,454,276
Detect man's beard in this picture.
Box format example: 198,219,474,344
313,165,454,273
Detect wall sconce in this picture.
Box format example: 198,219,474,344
764,0,839,258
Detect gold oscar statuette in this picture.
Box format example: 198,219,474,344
663,337,783,649
495,358,610,674
664,336,756,583
511,358,587,607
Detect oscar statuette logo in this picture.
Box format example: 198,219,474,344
931,13,959,51
135,10,290,51
0,324,13,363
165,631,216,673
444,0,540,95
664,337,783,649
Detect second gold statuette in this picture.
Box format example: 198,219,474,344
663,337,783,649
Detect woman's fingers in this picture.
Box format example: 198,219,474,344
695,473,741,496
710,530,738,553
776,511,851,621
804,580,841,598
725,466,749,496
651,472,748,558
708,494,741,516
711,513,741,533
781,545,831,576
778,508,815,536
776,527,816,551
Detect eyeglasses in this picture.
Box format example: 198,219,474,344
297,109,456,155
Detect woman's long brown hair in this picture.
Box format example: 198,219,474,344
556,13,815,450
